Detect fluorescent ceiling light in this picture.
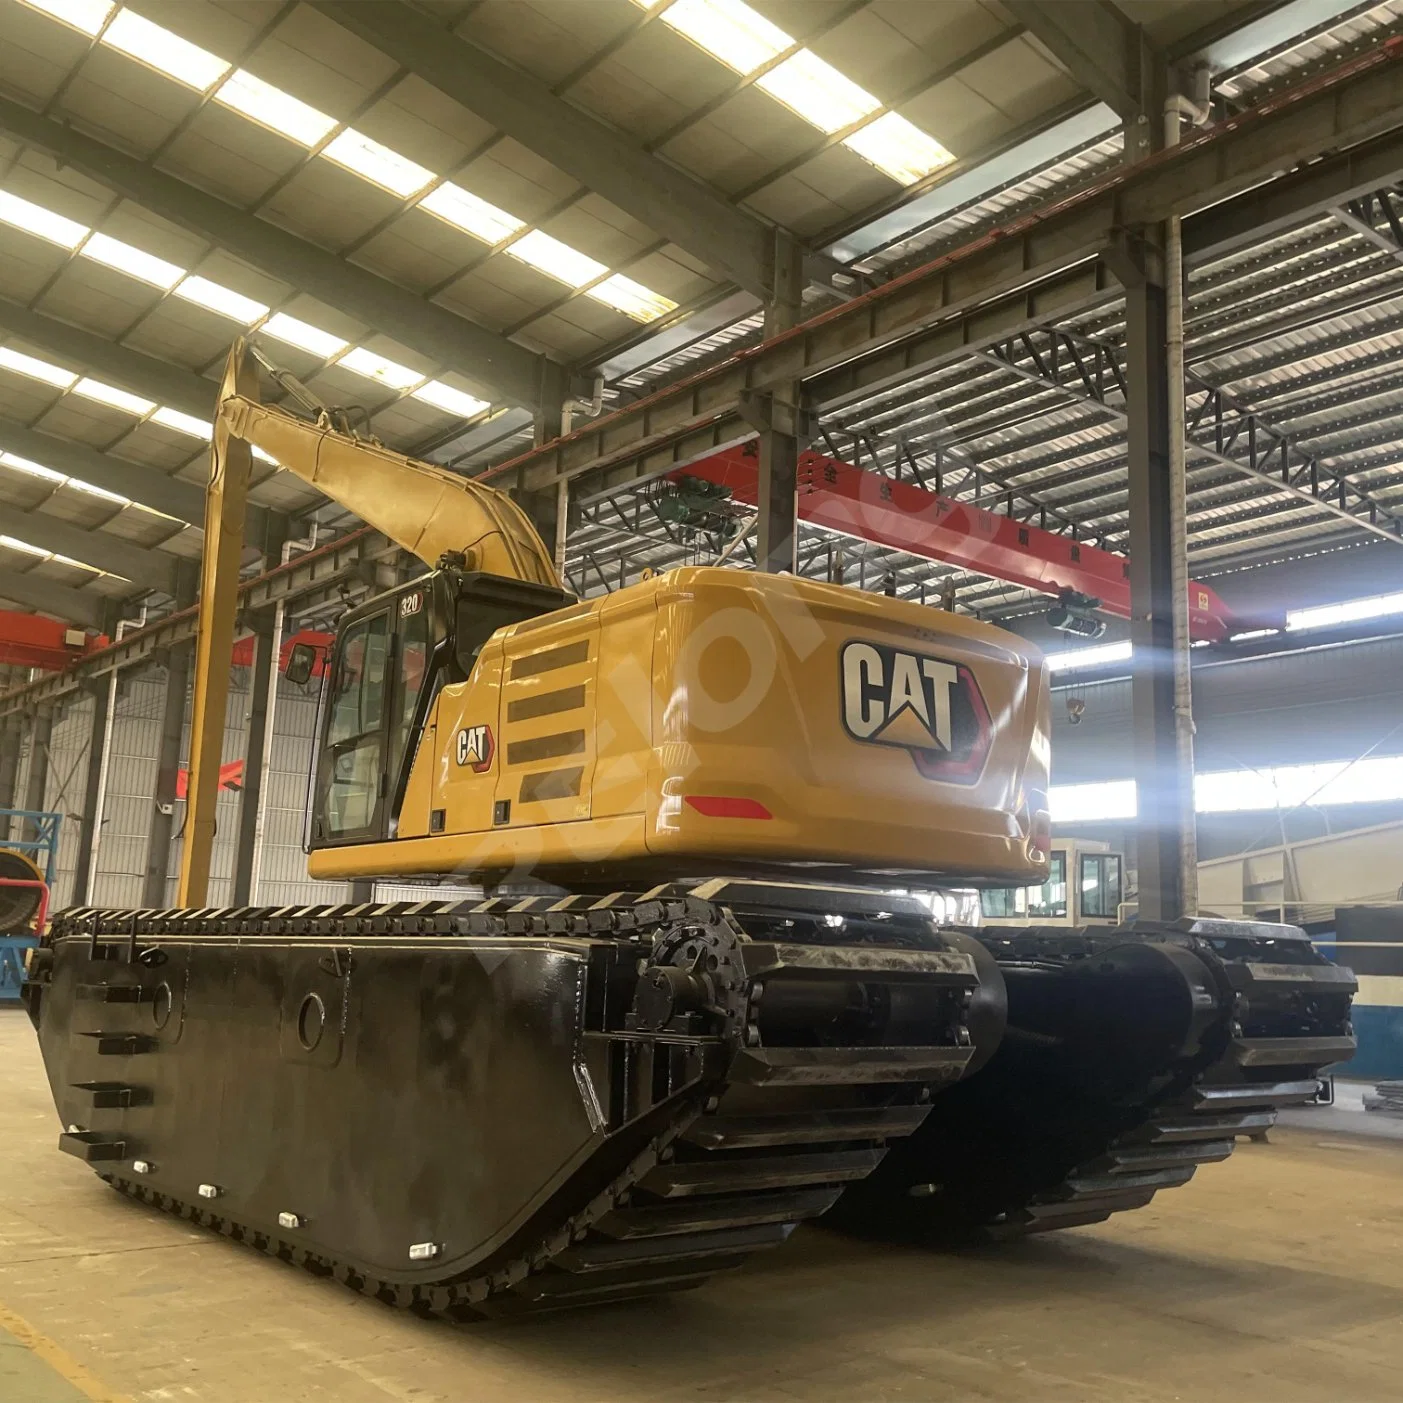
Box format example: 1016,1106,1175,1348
1044,639,1132,673
588,273,678,322
82,231,184,289
0,347,77,389
654,0,790,76
101,10,230,92
1048,779,1138,823
173,275,269,324
1287,589,1403,631
756,50,878,133
412,379,489,418
0,535,48,557
418,182,524,245
261,313,347,358
843,111,955,186
335,347,424,391
150,407,212,438
322,130,434,199
0,451,64,483
18,0,113,36
0,190,88,249
508,230,606,288
73,377,156,415
214,69,337,146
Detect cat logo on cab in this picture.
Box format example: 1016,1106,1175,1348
840,640,992,784
455,724,494,772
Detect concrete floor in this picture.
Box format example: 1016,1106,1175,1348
5,1010,1403,1403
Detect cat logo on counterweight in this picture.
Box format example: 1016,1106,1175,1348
455,723,494,772
840,640,992,784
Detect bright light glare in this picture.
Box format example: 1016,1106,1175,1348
16,0,113,37
335,347,424,391
412,379,489,418
656,0,790,75
507,230,606,287
1047,753,1403,822
68,479,127,503
82,232,184,289
214,69,337,146
588,272,678,322
101,10,230,91
1287,589,1403,632
72,377,156,415
843,111,954,185
1049,780,1137,823
756,50,878,133
150,407,212,438
322,130,434,199
0,347,77,389
261,313,347,358
418,182,524,245
0,190,88,249
1196,755,1403,813
173,276,269,324
1044,640,1132,673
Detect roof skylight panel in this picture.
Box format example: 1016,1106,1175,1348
82,232,185,289
590,273,679,323
506,230,608,288
260,313,348,359
843,112,954,186
411,380,490,418
650,0,790,75
0,347,78,389
0,535,50,557
72,377,156,415
633,0,953,185
16,0,113,38
322,130,435,199
418,183,525,244
334,347,424,391
150,407,213,438
213,70,339,146
100,9,230,91
0,452,64,483
0,191,89,250
172,276,269,324
756,50,879,133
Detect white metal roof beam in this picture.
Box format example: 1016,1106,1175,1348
312,0,791,300
0,93,552,413
0,566,104,629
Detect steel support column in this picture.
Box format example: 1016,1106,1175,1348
522,360,568,570
232,613,275,906
70,682,112,907
756,234,805,574
21,708,52,818
1117,230,1193,922
143,561,197,909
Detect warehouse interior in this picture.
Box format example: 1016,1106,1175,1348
1,0,1403,1399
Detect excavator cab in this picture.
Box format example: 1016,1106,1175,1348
310,569,573,847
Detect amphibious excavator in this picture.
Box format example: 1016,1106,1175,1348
24,342,1355,1318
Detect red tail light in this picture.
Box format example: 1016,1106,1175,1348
684,795,774,820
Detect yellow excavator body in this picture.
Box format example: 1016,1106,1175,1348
309,566,1051,888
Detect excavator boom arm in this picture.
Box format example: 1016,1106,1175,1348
218,345,560,588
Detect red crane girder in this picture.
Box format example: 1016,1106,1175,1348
0,610,106,671
675,446,1240,642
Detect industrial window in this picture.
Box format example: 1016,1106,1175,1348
1079,853,1123,920
324,612,390,837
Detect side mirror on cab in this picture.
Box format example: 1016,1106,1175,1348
285,641,318,687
